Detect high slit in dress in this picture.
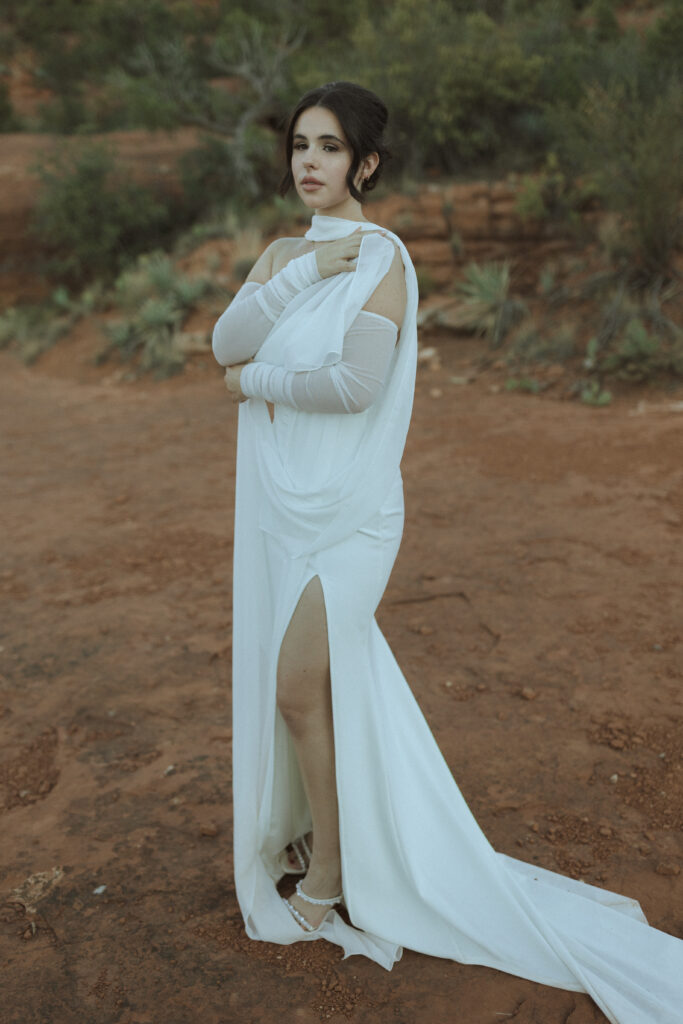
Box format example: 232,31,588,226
228,214,683,1024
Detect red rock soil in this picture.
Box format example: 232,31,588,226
1,296,682,1024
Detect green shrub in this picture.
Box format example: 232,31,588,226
100,250,215,377
454,261,526,348
579,379,612,406
507,319,577,365
598,318,683,381
349,5,546,171
0,78,18,130
644,3,683,76
551,76,683,282
505,376,543,394
0,303,69,364
515,152,593,225
31,143,174,283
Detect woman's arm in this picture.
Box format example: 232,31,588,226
237,309,398,414
211,249,321,366
212,231,368,367
230,244,408,414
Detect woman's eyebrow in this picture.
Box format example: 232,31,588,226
293,133,346,144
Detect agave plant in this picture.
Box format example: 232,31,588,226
453,261,526,348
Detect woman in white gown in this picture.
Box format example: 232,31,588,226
212,82,683,1024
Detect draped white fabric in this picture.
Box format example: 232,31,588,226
229,214,683,1023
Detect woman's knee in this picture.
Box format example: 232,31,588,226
276,657,329,732
276,576,330,729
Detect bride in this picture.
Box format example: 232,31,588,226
212,82,682,1024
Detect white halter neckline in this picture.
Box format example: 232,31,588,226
305,214,383,241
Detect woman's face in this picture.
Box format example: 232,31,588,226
291,105,371,217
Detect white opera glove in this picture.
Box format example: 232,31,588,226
212,250,321,366
239,310,399,415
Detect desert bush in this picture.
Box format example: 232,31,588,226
592,318,683,382
348,5,545,172
644,2,683,77
0,301,70,364
31,143,175,283
515,152,596,226
0,78,18,130
507,319,576,365
550,74,683,283
454,261,527,348
100,251,215,376
113,251,212,309
578,378,612,406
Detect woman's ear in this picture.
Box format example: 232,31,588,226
364,152,380,179
358,151,380,186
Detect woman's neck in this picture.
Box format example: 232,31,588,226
313,194,368,222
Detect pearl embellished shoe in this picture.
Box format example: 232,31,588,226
276,833,313,875
282,878,344,933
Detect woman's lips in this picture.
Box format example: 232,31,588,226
301,179,323,191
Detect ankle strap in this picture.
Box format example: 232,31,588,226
295,879,342,906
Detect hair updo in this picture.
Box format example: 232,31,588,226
279,81,391,203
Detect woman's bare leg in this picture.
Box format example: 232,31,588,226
277,575,342,928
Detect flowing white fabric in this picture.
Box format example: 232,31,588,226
239,311,398,414
226,213,683,1023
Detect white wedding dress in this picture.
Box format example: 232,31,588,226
218,214,683,1024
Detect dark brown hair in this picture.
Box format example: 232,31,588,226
279,81,391,203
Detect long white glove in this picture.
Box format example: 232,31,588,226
212,251,321,366
239,311,398,415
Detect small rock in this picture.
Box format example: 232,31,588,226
520,686,537,701
476,683,487,692
429,387,443,398
644,830,656,841
93,885,107,895
200,823,219,838
609,774,619,784
444,680,453,688
655,861,680,877
164,765,176,777
599,826,612,838
609,738,625,750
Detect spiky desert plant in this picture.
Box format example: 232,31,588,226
453,261,526,348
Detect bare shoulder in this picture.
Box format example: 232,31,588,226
363,242,407,330
245,236,310,284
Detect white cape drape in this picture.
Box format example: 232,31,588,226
230,214,683,1024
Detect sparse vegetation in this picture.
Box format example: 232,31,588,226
0,285,102,363
99,251,218,378
31,143,175,283
2,1,682,396
454,262,526,349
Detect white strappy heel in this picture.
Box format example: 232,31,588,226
282,878,344,933
277,833,313,875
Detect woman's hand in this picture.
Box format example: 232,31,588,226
315,228,364,279
224,362,250,403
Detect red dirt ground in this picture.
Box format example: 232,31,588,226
1,332,681,1024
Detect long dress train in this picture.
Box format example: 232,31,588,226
228,215,683,1024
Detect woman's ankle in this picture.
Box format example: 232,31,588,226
303,858,342,894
